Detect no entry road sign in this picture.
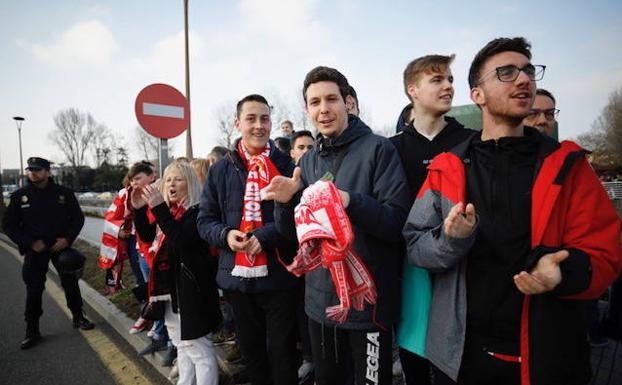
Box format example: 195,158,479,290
135,83,190,139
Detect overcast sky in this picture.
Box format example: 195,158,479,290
1,0,621,169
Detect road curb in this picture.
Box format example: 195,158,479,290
0,233,173,383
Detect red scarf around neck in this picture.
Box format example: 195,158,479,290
288,180,377,323
232,141,280,278
147,203,187,300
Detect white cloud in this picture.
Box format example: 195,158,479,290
17,20,119,68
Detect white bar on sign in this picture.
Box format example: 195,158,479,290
143,102,184,119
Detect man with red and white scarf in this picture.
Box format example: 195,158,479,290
264,67,411,385
197,94,299,385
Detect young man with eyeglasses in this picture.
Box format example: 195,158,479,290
523,88,559,136
403,37,621,385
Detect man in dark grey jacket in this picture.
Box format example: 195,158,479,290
265,66,411,385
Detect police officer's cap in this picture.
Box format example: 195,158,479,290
26,157,51,171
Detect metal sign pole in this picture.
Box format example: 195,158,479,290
159,138,169,178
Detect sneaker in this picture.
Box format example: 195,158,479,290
147,323,157,338
129,317,149,334
211,329,236,345
298,360,314,384
20,332,42,350
168,359,179,381
73,313,95,330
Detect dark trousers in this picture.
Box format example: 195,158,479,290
22,251,83,324
308,318,392,385
227,290,298,385
399,347,431,385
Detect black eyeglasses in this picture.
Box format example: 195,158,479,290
478,64,546,84
525,108,560,121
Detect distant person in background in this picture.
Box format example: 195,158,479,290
523,88,559,136
289,130,314,165
207,146,229,167
346,85,360,117
191,158,210,186
3,156,94,350
280,120,295,138
274,137,292,157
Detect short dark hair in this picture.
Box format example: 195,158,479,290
128,160,154,178
403,54,455,100
281,120,293,127
290,130,314,147
536,88,556,105
209,146,229,160
236,94,270,118
468,37,532,89
303,66,350,103
347,85,358,104
274,137,291,153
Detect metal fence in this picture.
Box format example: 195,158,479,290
603,181,622,200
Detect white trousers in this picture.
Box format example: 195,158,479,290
165,303,218,385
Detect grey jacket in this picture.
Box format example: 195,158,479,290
276,116,411,330
402,147,477,381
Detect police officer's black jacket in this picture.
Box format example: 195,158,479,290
3,178,84,255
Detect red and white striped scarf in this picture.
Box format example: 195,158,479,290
232,141,280,278
98,188,131,269
288,181,377,323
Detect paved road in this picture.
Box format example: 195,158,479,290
0,242,168,385
80,216,105,246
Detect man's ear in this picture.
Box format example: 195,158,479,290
234,117,241,131
470,87,484,105
407,83,418,102
345,94,355,109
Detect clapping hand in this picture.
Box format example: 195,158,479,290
443,202,477,239
140,183,165,208
514,250,569,295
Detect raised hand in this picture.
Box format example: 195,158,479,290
130,186,147,209
261,167,303,203
443,202,476,239
514,250,569,295
140,183,165,208
244,235,263,257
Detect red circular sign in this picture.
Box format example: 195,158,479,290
135,83,190,139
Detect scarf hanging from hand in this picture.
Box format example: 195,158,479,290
288,180,377,323
232,141,280,278
146,204,187,301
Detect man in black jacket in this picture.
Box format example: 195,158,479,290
197,94,299,385
264,67,411,385
3,157,94,350
391,54,474,385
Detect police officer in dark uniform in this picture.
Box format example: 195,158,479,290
2,157,94,350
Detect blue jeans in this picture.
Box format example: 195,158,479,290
127,235,145,286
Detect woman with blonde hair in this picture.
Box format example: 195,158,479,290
132,161,221,385
190,158,210,186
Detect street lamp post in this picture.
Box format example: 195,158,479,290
13,116,25,187
183,0,193,159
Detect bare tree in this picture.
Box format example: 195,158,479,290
134,126,160,161
577,86,622,168
49,108,99,169
91,125,113,167
215,102,237,149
